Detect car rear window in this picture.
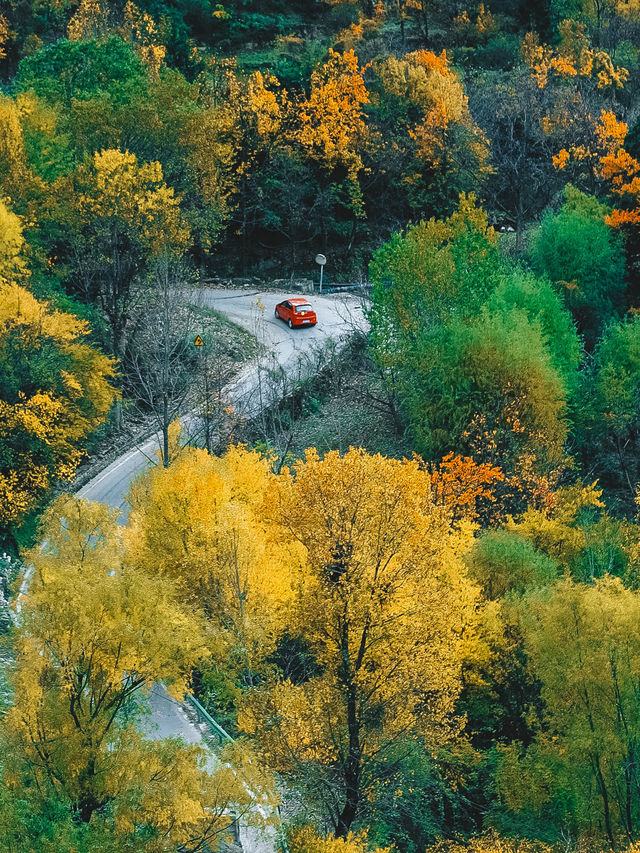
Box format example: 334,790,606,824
295,304,313,313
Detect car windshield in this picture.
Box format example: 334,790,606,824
295,304,313,313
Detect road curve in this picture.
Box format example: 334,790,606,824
77,289,364,512
74,288,365,852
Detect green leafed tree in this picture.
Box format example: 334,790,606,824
14,36,147,108
502,576,640,846
577,313,640,505
369,202,578,473
411,307,570,467
530,185,626,347
465,529,560,600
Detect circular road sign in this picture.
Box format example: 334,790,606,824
315,253,327,266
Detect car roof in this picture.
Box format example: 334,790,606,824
287,297,313,304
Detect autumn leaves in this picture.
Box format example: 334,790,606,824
0,38,489,544
5,494,273,848
0,208,117,534
10,445,481,844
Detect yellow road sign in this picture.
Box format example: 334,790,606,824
194,335,204,347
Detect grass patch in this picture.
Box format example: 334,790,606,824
241,336,411,465
187,304,261,364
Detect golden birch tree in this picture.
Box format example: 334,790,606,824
0,204,117,538
3,495,272,848
126,445,301,683
239,447,480,837
62,148,190,371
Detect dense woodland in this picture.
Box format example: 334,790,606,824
6,0,640,851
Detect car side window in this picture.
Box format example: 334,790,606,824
283,302,291,309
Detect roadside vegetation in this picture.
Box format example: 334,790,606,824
6,1,640,852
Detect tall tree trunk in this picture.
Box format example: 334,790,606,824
336,619,361,838
421,0,429,45
162,393,169,468
111,321,126,433
515,191,525,253
336,680,361,837
241,175,249,277
161,261,170,467
625,759,634,841
593,753,615,848
77,757,102,823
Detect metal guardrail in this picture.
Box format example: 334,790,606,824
186,693,234,746
185,695,240,845
321,282,369,294
186,693,289,853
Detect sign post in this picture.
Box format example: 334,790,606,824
315,253,326,294
193,335,209,449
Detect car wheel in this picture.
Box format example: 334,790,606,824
288,319,293,329
274,308,279,318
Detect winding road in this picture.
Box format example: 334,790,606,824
77,289,363,510
75,288,365,852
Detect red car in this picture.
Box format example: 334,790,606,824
274,298,317,329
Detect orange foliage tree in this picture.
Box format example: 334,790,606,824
521,20,628,91
373,48,489,177
294,49,370,189
429,452,504,523
554,109,640,227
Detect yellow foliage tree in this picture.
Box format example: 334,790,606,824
288,825,391,853
378,50,470,166
63,148,189,391
0,91,61,219
180,100,237,249
202,60,287,182
454,4,497,41
199,58,288,262
66,0,166,77
122,1,166,78
424,834,554,853
371,51,489,209
3,496,272,846
67,0,111,41
239,447,480,837
0,14,8,61
294,49,369,184
0,95,28,200
126,445,301,682
508,480,615,574
0,215,117,536
0,201,26,285
522,20,628,90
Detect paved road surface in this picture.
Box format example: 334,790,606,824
75,289,364,852
141,684,203,743
77,289,363,512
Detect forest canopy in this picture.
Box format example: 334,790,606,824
4,1,640,852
